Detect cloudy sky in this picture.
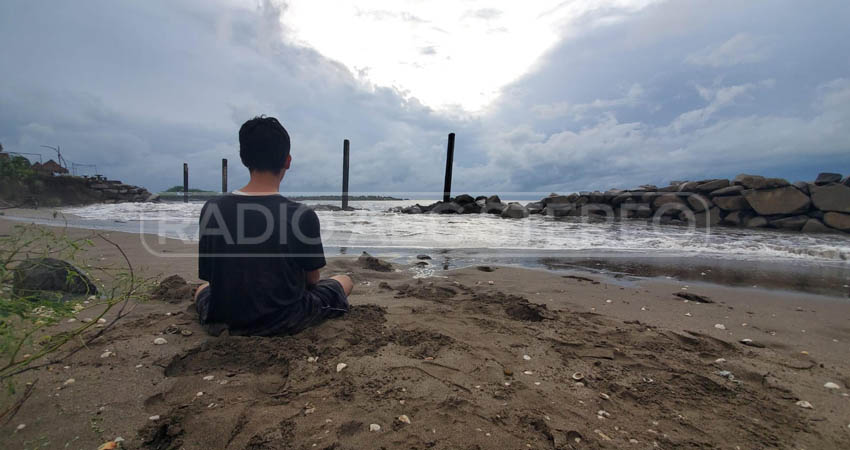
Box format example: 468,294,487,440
1,0,848,196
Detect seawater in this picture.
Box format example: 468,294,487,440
62,200,850,264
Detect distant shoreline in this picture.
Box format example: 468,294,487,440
157,192,407,202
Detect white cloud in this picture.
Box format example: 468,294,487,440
686,32,773,67
279,0,659,111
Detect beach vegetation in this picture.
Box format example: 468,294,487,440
0,155,35,180
0,224,154,419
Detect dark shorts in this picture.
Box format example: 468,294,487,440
196,279,349,336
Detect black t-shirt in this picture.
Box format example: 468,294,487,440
198,194,326,334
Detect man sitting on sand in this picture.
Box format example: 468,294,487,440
194,116,353,335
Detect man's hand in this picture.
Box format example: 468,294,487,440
306,269,320,287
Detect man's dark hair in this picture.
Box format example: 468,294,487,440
239,116,291,172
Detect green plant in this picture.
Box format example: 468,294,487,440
0,224,154,421
0,156,35,180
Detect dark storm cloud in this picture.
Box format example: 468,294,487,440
1,0,848,197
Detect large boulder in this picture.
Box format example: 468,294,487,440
687,194,714,212
484,200,506,214
541,194,571,205
453,194,476,205
459,201,482,214
810,183,850,213
723,210,755,226
501,202,530,219
742,187,810,215
695,179,730,193
611,192,634,206
713,195,750,211
769,215,809,231
733,174,790,190
652,193,688,210
544,203,575,217
12,258,97,296
792,181,810,195
677,181,700,192
823,212,850,231
709,185,746,197
801,218,832,233
525,201,545,214
693,206,722,228
486,195,502,204
746,216,768,228
814,172,842,186
430,201,462,214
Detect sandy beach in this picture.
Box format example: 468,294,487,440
2,216,850,449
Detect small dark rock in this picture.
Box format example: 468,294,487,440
674,292,714,303
358,252,393,272
13,258,97,297
416,254,432,260
814,172,842,185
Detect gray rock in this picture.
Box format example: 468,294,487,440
637,184,657,191
652,193,687,210
525,202,545,214
843,176,850,187
486,195,501,204
713,195,750,211
743,187,811,215
454,194,476,205
687,194,714,212
13,258,97,296
695,179,730,193
484,201,506,214
544,203,574,217
501,202,530,219
810,183,850,213
657,185,680,192
769,215,810,231
746,216,768,228
793,181,810,195
694,207,722,227
611,192,634,206
431,201,462,214
814,172,842,185
542,194,571,205
733,174,790,190
823,212,850,231
709,185,746,197
618,204,652,218
723,210,755,226
677,181,700,192
801,218,832,233
459,202,482,214
402,205,422,214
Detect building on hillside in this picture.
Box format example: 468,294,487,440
34,159,69,175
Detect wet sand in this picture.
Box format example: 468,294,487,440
2,217,850,449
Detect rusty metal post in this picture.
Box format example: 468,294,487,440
443,133,455,203
222,158,228,193
183,163,188,203
342,139,350,210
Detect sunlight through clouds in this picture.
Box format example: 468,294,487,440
278,0,658,112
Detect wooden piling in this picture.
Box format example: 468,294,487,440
342,139,350,210
183,163,188,203
443,133,455,203
222,158,228,193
